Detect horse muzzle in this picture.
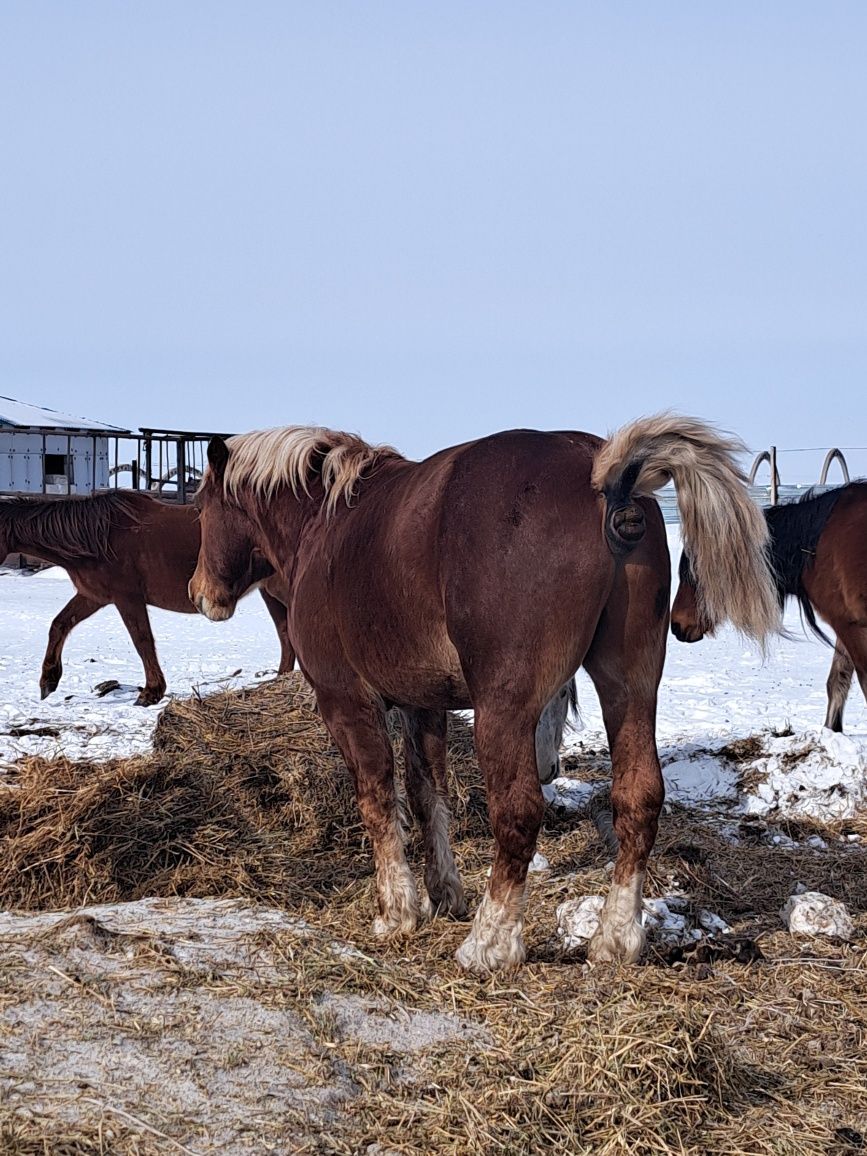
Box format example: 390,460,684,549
670,619,704,643
192,591,236,622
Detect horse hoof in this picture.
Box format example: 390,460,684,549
135,688,164,707
372,912,418,938
426,880,468,921
586,920,645,965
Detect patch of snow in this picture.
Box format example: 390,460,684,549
662,755,739,807
740,729,867,820
642,897,693,944
557,893,731,951
541,778,599,812
697,909,731,936
0,567,288,766
556,895,604,949
780,891,854,939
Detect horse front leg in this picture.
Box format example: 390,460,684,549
455,707,543,972
401,708,466,920
114,598,167,706
317,689,420,937
40,593,102,698
259,586,296,675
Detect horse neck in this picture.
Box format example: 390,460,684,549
765,492,839,598
0,507,74,569
249,491,316,576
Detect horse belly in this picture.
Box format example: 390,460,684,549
341,614,471,710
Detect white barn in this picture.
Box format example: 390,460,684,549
0,396,129,496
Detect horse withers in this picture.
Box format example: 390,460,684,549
190,415,779,972
671,482,867,732
0,491,295,705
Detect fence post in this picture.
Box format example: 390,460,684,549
748,449,781,503
770,446,778,505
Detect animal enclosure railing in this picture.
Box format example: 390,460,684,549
105,428,231,503
657,445,861,525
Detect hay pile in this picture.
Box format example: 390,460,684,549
0,674,488,912
3,675,867,1153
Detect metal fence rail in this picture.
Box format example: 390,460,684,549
659,445,861,525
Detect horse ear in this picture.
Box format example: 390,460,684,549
207,436,230,478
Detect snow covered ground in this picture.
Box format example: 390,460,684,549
0,566,286,764
1,527,865,816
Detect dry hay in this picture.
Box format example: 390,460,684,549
2,675,867,1153
0,675,488,913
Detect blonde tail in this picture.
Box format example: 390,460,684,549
591,413,780,644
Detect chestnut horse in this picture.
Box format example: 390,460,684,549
672,481,867,732
190,415,779,971
0,492,294,705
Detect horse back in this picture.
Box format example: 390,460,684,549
297,429,632,707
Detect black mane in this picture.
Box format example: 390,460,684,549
764,482,866,643
680,480,866,645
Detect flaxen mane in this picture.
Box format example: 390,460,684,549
0,491,144,562
223,426,403,515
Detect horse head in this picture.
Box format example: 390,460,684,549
189,437,276,621
670,550,714,643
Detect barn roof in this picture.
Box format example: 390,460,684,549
0,396,129,434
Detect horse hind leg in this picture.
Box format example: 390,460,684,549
582,562,667,964
317,688,420,937
40,593,102,698
455,705,543,972
824,643,854,733
401,708,466,920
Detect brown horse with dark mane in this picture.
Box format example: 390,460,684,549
190,415,779,972
0,491,295,705
672,481,867,732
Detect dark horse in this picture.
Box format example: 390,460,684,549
0,491,295,705
672,481,867,732
190,416,778,971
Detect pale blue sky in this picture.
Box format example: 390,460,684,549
1,3,865,476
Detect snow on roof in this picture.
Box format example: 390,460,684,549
0,395,129,433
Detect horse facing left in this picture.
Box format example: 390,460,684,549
190,414,779,972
